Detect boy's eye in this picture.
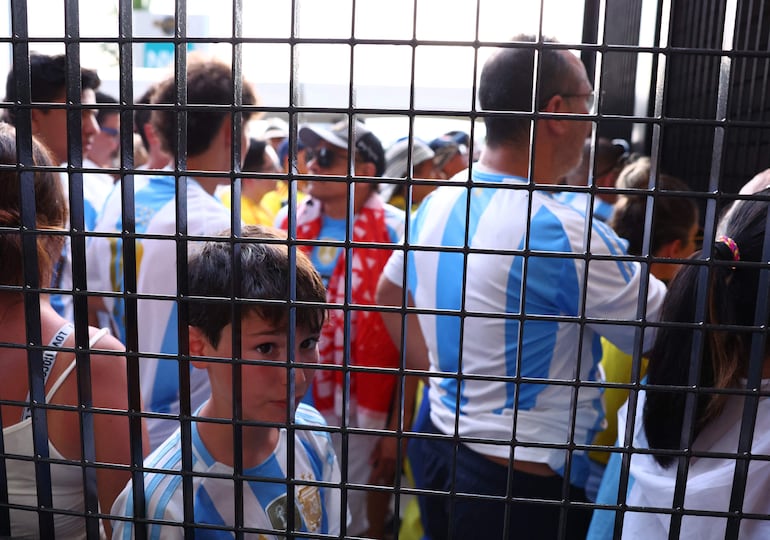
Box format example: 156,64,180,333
300,337,319,350
254,343,276,355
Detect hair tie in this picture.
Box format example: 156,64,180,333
716,235,740,262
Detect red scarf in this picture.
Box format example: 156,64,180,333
280,195,400,429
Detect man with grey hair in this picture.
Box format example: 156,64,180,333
377,35,667,539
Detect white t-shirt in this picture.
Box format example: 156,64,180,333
620,386,770,539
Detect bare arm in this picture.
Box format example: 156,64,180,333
375,274,429,372
88,334,150,534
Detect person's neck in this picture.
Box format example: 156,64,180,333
321,185,372,220
184,153,229,196
479,143,560,185
147,151,170,171
196,400,280,468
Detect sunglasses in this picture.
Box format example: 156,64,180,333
305,146,338,169
101,126,119,137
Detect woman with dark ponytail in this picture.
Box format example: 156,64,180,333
616,189,770,538
0,123,147,538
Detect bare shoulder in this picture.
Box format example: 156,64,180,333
87,326,126,354
86,328,129,407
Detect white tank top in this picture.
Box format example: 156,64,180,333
3,325,110,540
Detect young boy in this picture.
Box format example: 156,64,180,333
110,225,343,539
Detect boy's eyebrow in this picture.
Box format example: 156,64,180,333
242,329,284,337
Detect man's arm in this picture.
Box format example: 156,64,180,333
375,274,429,372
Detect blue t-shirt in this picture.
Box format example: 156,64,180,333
309,216,347,287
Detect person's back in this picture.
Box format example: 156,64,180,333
111,225,343,538
0,124,145,538
125,58,258,450
377,34,667,540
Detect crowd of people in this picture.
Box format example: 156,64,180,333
2,33,770,540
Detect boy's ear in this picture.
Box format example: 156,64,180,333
188,326,210,369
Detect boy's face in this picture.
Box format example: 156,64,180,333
190,311,320,423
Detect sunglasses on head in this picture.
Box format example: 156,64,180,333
305,146,337,168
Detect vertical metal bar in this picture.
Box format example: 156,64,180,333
117,0,147,538
11,2,54,531
171,1,193,538
581,0,601,81
230,2,245,538
63,0,100,536
0,401,7,536
338,2,357,536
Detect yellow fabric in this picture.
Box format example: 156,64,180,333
399,380,425,540
262,181,308,219
218,187,274,226
261,182,288,218
589,338,649,464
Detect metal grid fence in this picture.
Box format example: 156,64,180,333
1,0,770,538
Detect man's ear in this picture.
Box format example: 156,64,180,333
188,326,210,369
539,94,570,137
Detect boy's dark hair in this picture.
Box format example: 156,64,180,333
95,90,118,126
4,53,100,125
478,34,577,147
187,225,326,348
611,158,698,256
644,189,770,467
150,58,257,157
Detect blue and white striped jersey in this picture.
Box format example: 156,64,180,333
111,404,343,539
86,174,158,344
554,191,615,223
132,177,233,450
383,166,666,487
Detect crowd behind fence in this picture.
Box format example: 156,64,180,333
1,1,770,539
